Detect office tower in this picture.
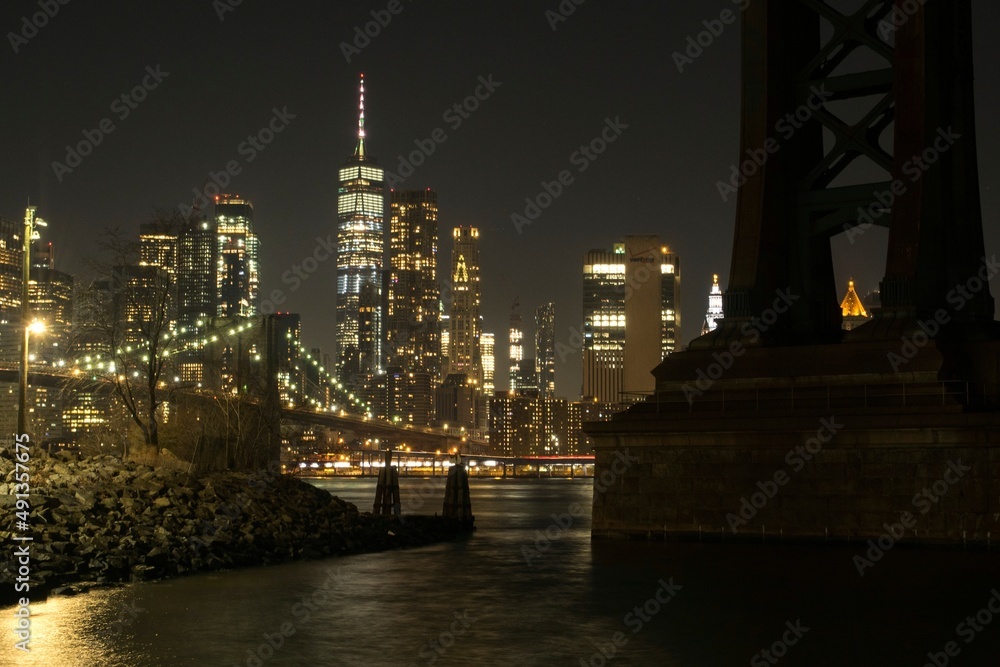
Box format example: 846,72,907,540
387,367,433,426
481,332,495,396
508,301,526,392
107,264,171,345
702,273,724,335
139,222,177,282
337,74,385,379
385,189,440,375
215,195,259,319
447,226,481,380
488,391,542,457
434,373,478,431
582,236,680,402
535,302,555,398
0,218,21,324
440,313,450,365
358,279,380,375
28,266,72,329
176,217,218,331
272,313,302,406
567,398,618,455
488,392,567,457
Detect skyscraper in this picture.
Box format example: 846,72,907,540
385,189,440,376
535,302,555,398
508,301,525,392
176,216,217,331
27,236,72,361
447,226,481,380
111,264,172,345
0,218,22,324
28,266,73,330
582,236,680,402
138,222,177,283
215,195,259,318
702,273,724,335
481,332,495,396
337,74,385,380
272,313,302,406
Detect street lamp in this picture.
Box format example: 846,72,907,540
17,319,47,438
17,206,46,438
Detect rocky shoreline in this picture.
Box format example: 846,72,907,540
0,449,471,606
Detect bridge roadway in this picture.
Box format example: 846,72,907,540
0,366,71,387
281,407,491,454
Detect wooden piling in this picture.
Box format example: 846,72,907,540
373,450,400,517
442,459,474,529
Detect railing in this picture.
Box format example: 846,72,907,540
632,381,1000,415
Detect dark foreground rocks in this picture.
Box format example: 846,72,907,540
0,449,470,605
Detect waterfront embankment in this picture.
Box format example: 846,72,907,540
0,447,469,605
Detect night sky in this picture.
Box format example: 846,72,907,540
2,0,999,397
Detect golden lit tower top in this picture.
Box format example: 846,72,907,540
840,279,867,318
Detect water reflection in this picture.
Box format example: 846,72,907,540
3,478,1000,665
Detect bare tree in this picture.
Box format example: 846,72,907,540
76,211,188,457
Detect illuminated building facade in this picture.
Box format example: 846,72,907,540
440,313,450,364
488,391,542,457
447,226,481,381
215,195,259,318
139,222,177,283
337,74,385,379
702,273,724,335
535,302,555,398
176,217,218,331
28,266,73,338
488,393,568,457
272,313,302,406
582,236,680,402
385,189,439,377
481,332,495,396
0,218,22,324
508,302,528,393
387,367,433,426
567,399,621,455
112,264,171,345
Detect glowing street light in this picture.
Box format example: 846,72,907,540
17,206,47,437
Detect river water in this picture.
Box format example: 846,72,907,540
4,477,1000,666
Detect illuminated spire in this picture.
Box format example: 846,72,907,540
354,73,366,160
702,273,725,335
840,279,868,317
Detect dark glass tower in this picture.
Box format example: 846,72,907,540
535,302,556,398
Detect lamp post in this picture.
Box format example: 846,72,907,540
17,206,46,437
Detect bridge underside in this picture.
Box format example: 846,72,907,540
587,1,999,546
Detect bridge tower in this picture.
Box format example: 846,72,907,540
586,1,1000,545
695,0,992,351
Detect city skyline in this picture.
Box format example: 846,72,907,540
2,1,999,397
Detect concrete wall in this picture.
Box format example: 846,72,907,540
590,424,1000,546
